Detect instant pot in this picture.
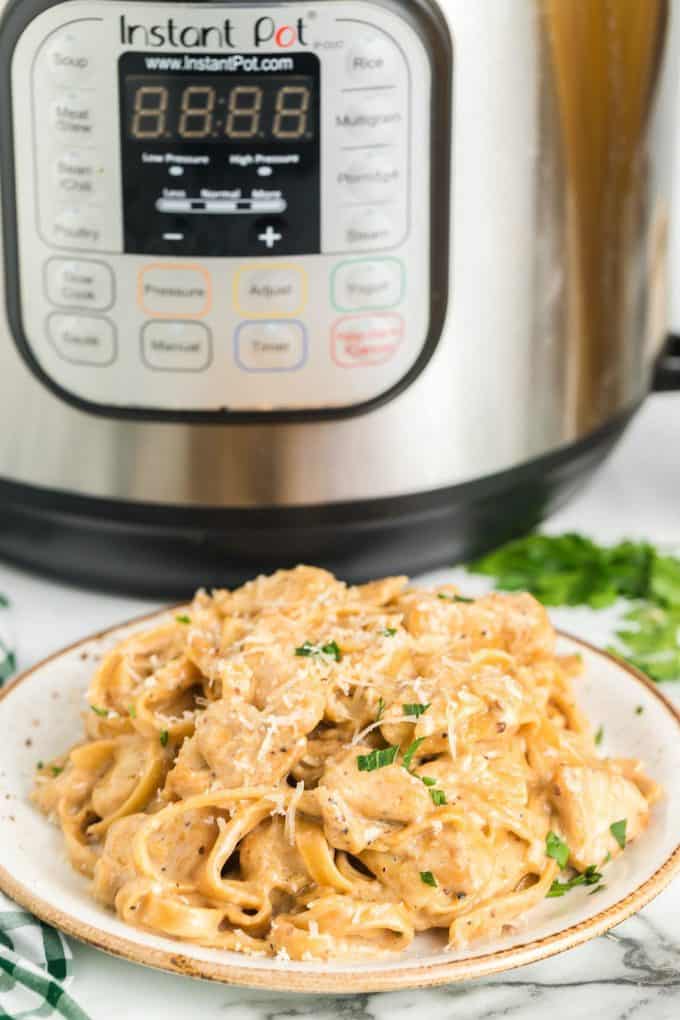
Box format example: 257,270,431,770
0,0,673,595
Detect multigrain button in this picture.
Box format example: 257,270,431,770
141,321,212,372
46,258,114,310
234,265,306,317
346,36,398,83
331,314,403,367
138,264,211,318
332,259,404,311
235,321,307,372
336,96,403,144
48,314,116,366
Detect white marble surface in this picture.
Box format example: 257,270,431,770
1,393,679,1019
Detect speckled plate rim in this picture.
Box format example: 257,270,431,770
0,606,678,995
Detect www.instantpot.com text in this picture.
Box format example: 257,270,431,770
143,54,295,73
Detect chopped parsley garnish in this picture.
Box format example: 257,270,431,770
295,639,342,662
420,870,438,887
430,788,447,806
51,766,63,777
594,725,604,746
159,729,169,747
420,776,437,787
401,737,425,771
376,697,386,723
610,818,627,849
89,704,108,717
357,745,398,772
403,703,430,718
437,593,473,603
635,705,644,715
381,627,397,637
545,831,570,869
588,884,606,896
547,865,603,897
36,760,44,770
175,614,191,624
129,704,137,718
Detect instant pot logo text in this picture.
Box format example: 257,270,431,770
119,15,309,50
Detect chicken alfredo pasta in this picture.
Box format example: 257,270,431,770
33,567,661,960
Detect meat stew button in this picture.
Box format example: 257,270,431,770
332,314,403,367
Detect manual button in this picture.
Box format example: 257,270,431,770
48,314,116,366
142,321,212,372
46,258,113,311
139,264,211,318
235,265,306,317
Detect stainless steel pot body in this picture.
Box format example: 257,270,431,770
0,0,672,513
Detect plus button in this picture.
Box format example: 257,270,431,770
257,225,283,249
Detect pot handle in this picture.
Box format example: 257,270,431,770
653,335,680,391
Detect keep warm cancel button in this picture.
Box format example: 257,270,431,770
332,314,403,367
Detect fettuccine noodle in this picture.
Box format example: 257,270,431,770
33,567,661,960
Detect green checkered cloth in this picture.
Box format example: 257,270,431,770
0,894,88,1020
0,597,89,1019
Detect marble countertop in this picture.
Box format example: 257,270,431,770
1,393,679,1019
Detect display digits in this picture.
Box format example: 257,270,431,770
178,85,216,138
131,85,168,139
225,85,263,139
272,85,310,140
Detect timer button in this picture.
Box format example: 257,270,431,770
339,155,401,203
235,265,307,317
235,320,307,373
46,258,114,311
331,314,403,368
332,259,404,311
141,321,212,373
346,36,399,84
42,29,98,84
48,313,116,366
138,264,212,319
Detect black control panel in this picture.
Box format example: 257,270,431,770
118,51,321,256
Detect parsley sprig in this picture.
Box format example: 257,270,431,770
545,831,569,870
357,746,398,772
420,870,438,887
295,639,342,662
547,865,603,897
403,703,430,718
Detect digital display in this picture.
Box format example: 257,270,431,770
118,52,321,257
124,76,315,142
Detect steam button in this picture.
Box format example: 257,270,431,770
343,208,401,250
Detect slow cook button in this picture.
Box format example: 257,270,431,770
48,313,116,366
331,314,403,367
346,35,399,83
235,321,307,372
46,258,114,310
338,156,400,203
234,265,306,317
138,264,211,318
332,258,404,311
141,321,212,372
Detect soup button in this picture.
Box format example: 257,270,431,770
235,321,307,372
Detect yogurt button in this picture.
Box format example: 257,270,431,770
333,259,404,310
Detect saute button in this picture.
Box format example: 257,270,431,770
138,265,211,318
48,314,116,366
42,30,98,83
235,266,306,316
346,36,398,84
332,259,404,310
331,314,403,367
235,321,307,372
142,321,212,372
46,258,114,310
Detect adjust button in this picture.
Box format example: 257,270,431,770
235,321,307,372
332,314,403,368
138,264,211,318
235,265,306,317
46,258,114,310
142,321,212,372
332,258,404,311
48,314,116,366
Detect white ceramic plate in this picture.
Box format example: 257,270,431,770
0,609,678,994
